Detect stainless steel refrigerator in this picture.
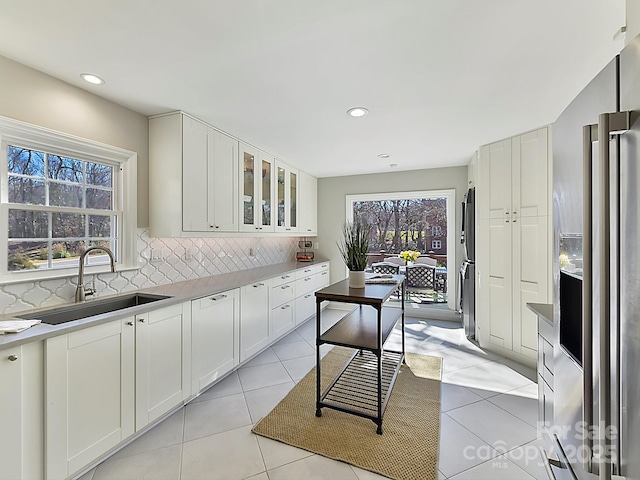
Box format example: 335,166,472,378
550,34,640,480
460,187,475,339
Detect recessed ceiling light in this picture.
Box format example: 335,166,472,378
81,73,105,85
347,107,368,117
378,153,391,159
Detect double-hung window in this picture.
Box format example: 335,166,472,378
0,116,137,281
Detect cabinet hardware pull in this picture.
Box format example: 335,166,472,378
307,229,311,232
253,283,265,287
126,321,134,326
513,219,517,222
505,219,509,223
505,211,510,215
305,277,311,281
211,294,227,301
281,304,290,309
8,355,18,361
281,275,290,279
305,294,311,298
281,285,290,289
513,211,517,215
138,318,145,323
305,269,311,272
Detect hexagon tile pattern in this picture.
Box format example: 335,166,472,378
0,229,302,315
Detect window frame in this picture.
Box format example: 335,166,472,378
431,239,442,250
0,115,138,283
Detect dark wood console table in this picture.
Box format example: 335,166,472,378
314,276,405,434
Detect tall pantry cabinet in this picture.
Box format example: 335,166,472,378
476,127,552,365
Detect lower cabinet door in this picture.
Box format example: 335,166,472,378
192,289,240,393
135,303,186,431
0,341,44,480
46,318,135,479
240,282,270,362
271,302,295,340
295,292,315,325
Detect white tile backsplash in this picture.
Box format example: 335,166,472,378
0,229,300,315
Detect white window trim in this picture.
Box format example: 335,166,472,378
432,240,442,249
0,115,138,284
345,189,456,311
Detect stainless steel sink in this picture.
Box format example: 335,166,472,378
17,293,172,325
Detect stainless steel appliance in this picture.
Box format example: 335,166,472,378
460,187,475,339
550,34,640,480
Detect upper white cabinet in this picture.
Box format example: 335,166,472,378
149,112,239,237
0,342,44,480
240,144,275,232
298,171,317,235
275,161,298,233
150,111,318,238
476,126,551,365
478,128,549,220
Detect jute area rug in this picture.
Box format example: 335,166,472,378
252,347,442,480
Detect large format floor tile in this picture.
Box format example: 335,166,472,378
82,308,543,480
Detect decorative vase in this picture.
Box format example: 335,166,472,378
349,270,366,288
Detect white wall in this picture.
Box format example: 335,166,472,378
0,55,150,227
317,166,468,304
627,0,640,43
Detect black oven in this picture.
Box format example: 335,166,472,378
559,270,583,366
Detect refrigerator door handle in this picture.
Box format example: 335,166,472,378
582,123,596,472
596,111,630,480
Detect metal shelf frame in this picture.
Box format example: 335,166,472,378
314,276,405,434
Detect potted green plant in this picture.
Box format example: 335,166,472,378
337,220,370,288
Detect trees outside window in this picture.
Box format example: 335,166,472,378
352,197,447,257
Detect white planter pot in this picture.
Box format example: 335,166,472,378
349,270,366,289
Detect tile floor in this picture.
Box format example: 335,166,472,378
78,307,548,480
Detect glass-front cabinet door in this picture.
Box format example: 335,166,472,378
260,155,273,231
275,161,298,232
240,143,274,232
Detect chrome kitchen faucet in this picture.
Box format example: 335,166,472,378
75,246,116,302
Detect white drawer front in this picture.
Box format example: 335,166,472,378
270,280,295,307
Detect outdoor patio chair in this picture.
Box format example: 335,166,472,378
371,261,401,275
382,256,405,266
405,263,436,302
414,256,437,267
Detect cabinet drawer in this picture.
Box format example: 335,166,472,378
270,280,295,307
316,269,330,290
295,275,315,295
295,292,315,324
194,290,236,312
296,265,316,279
538,335,553,385
271,302,295,339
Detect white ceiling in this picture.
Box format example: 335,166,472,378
0,1,626,178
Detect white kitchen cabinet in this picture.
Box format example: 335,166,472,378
45,318,135,480
0,342,44,480
240,281,270,362
479,127,549,221
240,144,275,232
298,171,318,235
149,111,239,237
135,303,189,431
182,115,238,233
476,126,551,365
191,289,240,393
269,273,296,340
275,160,298,233
316,262,331,290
